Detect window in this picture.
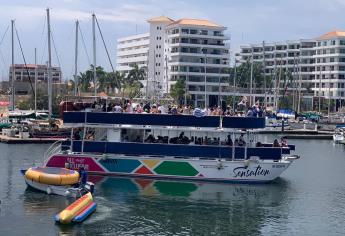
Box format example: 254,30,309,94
340,40,345,45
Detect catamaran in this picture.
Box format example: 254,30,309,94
43,111,299,183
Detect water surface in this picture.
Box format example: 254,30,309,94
0,138,345,235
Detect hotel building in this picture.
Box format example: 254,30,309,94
239,31,345,109
116,16,230,107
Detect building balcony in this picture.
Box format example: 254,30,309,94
169,61,229,68
168,33,230,40
169,52,229,58
117,48,148,57
117,40,149,49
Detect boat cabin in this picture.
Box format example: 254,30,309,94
61,112,295,161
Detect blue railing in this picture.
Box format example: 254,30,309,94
62,140,287,160
63,112,266,129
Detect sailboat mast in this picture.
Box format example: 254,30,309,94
74,20,79,96
250,50,254,106
11,20,14,111
46,8,52,120
92,14,97,97
34,47,37,112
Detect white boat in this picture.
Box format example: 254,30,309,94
43,112,300,183
333,130,344,143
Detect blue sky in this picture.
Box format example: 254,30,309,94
0,0,345,80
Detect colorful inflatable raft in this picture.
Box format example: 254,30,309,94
55,192,97,224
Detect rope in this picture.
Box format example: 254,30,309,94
14,24,35,98
78,23,91,65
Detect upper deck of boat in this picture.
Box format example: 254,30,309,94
62,111,266,130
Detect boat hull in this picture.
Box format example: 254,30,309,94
24,176,81,197
333,135,344,143
45,153,293,183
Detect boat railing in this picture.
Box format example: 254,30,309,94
43,140,63,165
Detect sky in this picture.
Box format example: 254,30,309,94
0,0,345,81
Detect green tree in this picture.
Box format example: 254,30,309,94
170,79,185,104
77,65,107,93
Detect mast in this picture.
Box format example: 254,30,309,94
46,8,52,120
297,56,301,113
250,50,254,106
262,41,267,108
34,48,37,112
11,20,14,111
74,20,79,96
92,13,97,97
233,59,237,109
318,69,321,112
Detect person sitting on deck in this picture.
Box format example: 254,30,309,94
281,137,288,147
273,139,281,147
238,134,246,146
226,135,233,146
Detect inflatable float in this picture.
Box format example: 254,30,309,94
25,167,79,185
23,167,94,198
55,192,97,224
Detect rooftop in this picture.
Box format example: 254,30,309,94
317,30,345,40
169,18,223,28
147,16,174,23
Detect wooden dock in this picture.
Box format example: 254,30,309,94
0,135,65,144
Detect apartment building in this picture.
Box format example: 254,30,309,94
9,64,62,95
116,16,230,107
239,31,345,109
116,33,149,74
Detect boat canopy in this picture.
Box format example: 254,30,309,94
63,112,265,129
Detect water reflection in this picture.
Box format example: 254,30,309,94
82,176,291,235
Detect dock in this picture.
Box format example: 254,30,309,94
0,135,65,144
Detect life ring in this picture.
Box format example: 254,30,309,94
25,167,79,185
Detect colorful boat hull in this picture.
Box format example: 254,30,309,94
45,154,294,183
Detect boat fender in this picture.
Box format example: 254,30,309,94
65,190,71,197
216,159,223,170
47,186,52,195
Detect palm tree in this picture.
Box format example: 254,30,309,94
127,64,146,84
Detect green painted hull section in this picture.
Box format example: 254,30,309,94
154,161,199,176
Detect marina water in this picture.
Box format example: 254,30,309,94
1,137,345,235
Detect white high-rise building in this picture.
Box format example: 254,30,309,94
239,31,345,110
116,16,230,107
116,33,149,74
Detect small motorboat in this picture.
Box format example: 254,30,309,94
55,192,97,224
22,167,94,198
333,129,344,143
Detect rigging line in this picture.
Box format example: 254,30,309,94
78,23,91,65
0,24,10,47
95,16,115,72
0,49,7,68
37,14,46,48
95,15,120,89
50,30,62,69
14,24,35,98
40,35,47,65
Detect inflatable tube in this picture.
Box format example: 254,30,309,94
55,192,93,224
25,167,79,186
72,202,97,223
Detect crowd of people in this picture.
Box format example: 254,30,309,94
90,100,265,118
